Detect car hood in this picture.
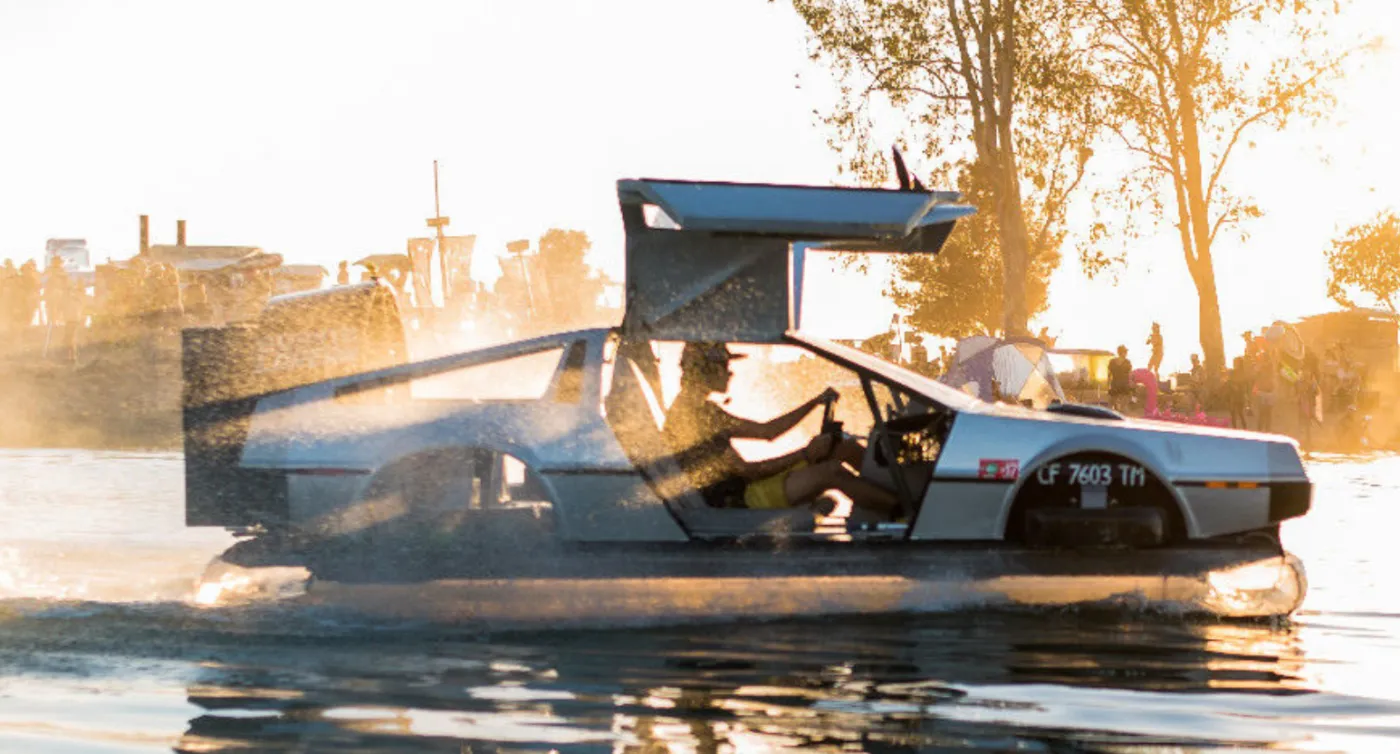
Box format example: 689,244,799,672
966,401,1297,445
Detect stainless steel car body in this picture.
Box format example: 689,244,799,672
181,176,1312,619
219,326,1307,547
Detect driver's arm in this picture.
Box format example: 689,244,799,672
728,389,837,441
728,388,834,442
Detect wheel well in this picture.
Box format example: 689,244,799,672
316,447,560,581
366,448,475,506
1004,451,1186,544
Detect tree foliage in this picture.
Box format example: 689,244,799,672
1078,0,1357,373
1326,210,1400,315
535,229,616,328
889,166,1056,337
494,229,616,332
789,0,1099,338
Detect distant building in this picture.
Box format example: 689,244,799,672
144,244,277,273
1291,308,1399,374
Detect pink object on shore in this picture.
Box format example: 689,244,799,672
1131,368,1228,427
1131,369,1159,413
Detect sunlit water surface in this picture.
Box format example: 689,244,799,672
0,449,1397,752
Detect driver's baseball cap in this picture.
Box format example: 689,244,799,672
681,341,746,372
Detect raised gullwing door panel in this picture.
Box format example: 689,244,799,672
617,179,974,342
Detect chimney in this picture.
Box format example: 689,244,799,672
176,219,187,247
139,215,149,255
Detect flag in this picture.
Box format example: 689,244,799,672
407,238,435,307
440,235,476,302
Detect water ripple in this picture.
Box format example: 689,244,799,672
0,450,1397,751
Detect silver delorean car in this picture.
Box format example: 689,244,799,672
182,178,1312,621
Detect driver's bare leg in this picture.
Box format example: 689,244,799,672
809,436,864,466
783,459,897,514
831,437,864,466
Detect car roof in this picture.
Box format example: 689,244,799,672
617,178,975,344
618,178,972,241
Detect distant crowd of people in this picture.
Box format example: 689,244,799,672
0,255,284,364
0,258,92,362
1220,334,1365,443
1104,322,1370,445
0,259,41,335
856,336,954,379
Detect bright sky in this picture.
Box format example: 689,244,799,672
2,0,1399,373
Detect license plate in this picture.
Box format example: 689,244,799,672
1034,460,1147,488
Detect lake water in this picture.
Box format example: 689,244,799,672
0,449,1397,752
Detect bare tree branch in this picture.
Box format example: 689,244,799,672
1205,61,1346,206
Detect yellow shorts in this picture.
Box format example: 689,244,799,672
743,461,807,509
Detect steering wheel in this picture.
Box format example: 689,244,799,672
820,391,842,437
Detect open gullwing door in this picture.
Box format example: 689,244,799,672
617,179,974,343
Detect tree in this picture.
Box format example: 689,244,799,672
1326,210,1400,315
789,0,1099,337
889,166,1056,337
533,229,616,329
1079,0,1357,375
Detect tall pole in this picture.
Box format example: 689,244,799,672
427,160,451,306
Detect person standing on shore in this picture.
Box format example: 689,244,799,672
41,257,78,363
17,260,40,331
1186,353,1206,410
0,259,15,338
1296,352,1322,449
1254,347,1278,433
1146,322,1164,382
336,260,350,286
1108,345,1134,413
1227,356,1251,429
59,271,86,364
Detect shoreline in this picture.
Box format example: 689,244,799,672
0,336,183,453
0,325,1381,455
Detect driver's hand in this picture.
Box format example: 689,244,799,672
819,387,840,404
805,433,835,463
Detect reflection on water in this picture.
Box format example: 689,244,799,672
156,615,1381,752
0,450,1399,751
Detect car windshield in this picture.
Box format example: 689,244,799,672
864,376,925,425
788,331,985,412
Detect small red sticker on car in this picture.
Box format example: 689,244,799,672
978,459,1020,480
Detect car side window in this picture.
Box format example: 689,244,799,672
408,348,567,401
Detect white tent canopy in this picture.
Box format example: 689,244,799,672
941,335,1066,408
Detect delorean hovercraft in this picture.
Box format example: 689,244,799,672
182,177,1312,622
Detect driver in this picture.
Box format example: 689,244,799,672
662,341,899,517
